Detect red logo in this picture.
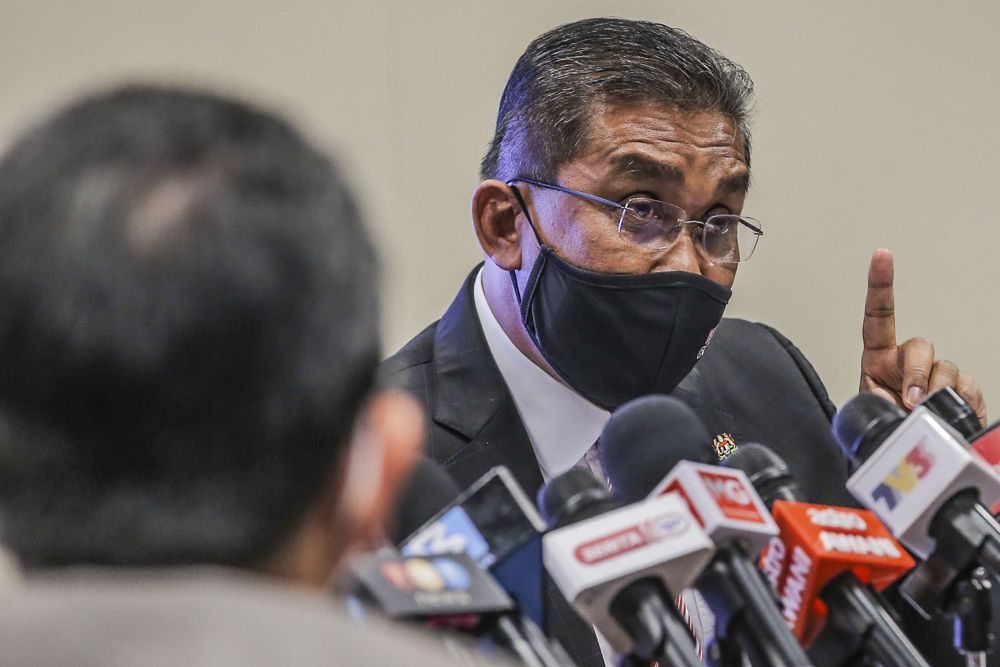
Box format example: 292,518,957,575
380,561,414,591
698,470,765,524
573,513,688,565
575,526,647,565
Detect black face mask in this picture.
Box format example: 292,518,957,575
511,245,731,411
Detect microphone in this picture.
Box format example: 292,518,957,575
833,393,1000,565
395,465,574,666
538,467,713,666
723,444,926,667
350,548,572,667
834,392,1000,663
920,387,983,441
400,466,547,629
350,549,514,624
971,421,1000,483
864,392,1000,659
920,388,1000,514
389,457,463,545
600,395,813,667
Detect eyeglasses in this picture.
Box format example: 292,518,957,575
508,177,763,263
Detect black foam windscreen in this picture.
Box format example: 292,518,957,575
921,387,981,440
599,395,713,504
832,393,905,464
537,467,622,530
388,457,462,545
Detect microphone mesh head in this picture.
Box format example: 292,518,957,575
599,395,712,504
832,393,906,464
921,387,980,440
537,468,613,530
723,442,787,478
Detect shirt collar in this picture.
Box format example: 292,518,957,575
472,267,610,481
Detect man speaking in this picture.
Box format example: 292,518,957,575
382,17,987,666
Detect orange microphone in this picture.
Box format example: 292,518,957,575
764,501,914,642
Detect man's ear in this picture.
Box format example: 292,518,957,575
472,179,524,271
337,389,426,551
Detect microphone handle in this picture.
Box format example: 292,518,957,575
931,489,1000,575
653,595,705,667
809,571,930,667
610,579,702,667
697,545,814,667
494,615,554,667
516,615,578,667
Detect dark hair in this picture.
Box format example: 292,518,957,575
480,17,755,181
0,85,380,568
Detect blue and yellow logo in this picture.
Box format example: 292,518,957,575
870,443,934,511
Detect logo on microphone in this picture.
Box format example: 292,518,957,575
778,545,813,629
379,556,473,593
573,512,689,565
402,507,493,567
870,442,935,511
806,507,867,531
698,470,766,523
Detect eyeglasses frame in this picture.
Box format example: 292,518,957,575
506,177,763,263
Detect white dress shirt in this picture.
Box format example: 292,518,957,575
472,267,609,481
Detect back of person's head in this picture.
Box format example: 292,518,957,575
480,17,756,181
0,85,421,576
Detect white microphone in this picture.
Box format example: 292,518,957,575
834,394,1000,561
600,395,814,667
649,460,778,556
539,468,713,666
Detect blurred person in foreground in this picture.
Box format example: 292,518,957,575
382,17,988,667
0,85,479,666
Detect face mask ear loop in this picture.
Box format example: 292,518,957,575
506,182,542,306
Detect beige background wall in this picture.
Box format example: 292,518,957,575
2,0,998,411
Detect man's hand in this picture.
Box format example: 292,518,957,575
860,248,987,426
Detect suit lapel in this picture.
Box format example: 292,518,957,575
431,266,545,497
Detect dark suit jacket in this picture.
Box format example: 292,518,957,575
382,265,976,667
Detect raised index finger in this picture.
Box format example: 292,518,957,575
863,248,896,351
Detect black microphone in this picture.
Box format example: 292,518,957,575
538,467,709,667
389,457,463,545
600,395,814,667
723,444,929,667
920,387,982,441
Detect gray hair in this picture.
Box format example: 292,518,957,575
481,17,756,181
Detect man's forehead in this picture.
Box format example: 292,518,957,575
569,104,749,183
605,152,750,196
